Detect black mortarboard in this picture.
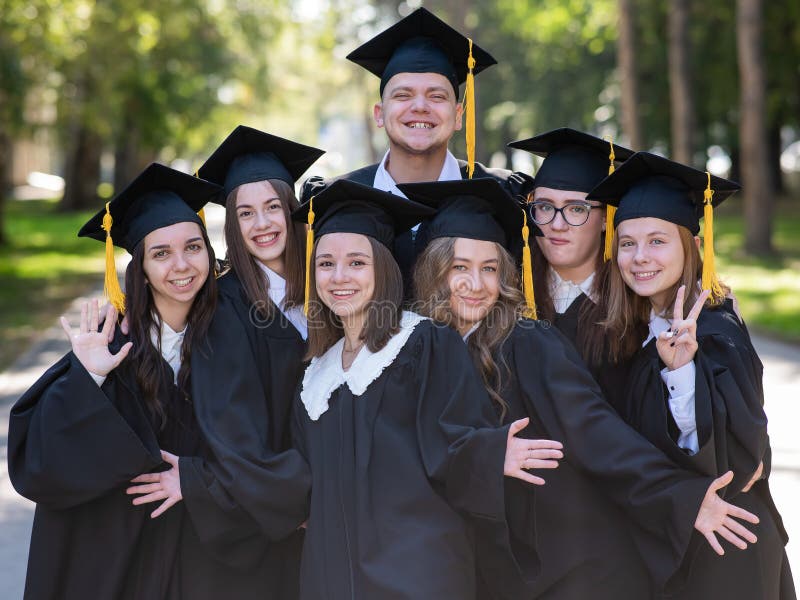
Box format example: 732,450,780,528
293,179,434,250
587,152,739,235
508,128,635,193
397,178,539,318
79,163,220,252
397,178,522,249
198,125,325,200
346,7,496,96
78,162,221,313
588,151,740,301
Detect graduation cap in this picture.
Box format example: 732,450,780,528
197,125,325,200
78,163,222,314
293,179,434,313
347,7,496,178
398,178,538,319
587,151,741,302
508,128,636,261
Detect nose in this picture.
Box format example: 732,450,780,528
633,243,649,264
173,251,190,271
331,263,349,284
410,93,429,112
550,208,569,231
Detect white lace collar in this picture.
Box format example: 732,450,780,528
300,311,427,420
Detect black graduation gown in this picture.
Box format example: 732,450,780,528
622,300,795,599
300,160,535,292
551,293,634,415
186,270,312,599
292,317,530,600
8,325,307,600
477,320,719,600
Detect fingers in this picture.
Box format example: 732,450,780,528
126,483,162,495
687,289,711,321
151,496,180,519
524,458,559,470
672,285,686,322
703,530,725,556
60,316,74,341
130,473,160,484
527,448,563,461
101,304,117,339
724,502,760,525
508,418,530,438
527,439,563,451
112,342,133,367
131,490,168,505
708,470,734,494
510,470,546,486
160,450,179,467
716,525,749,551
80,302,89,335
723,516,758,544
89,299,100,333
120,314,130,336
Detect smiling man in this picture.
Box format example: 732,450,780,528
302,8,532,284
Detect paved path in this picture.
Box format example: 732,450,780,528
1,203,798,597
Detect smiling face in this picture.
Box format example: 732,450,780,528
314,232,375,322
374,72,463,157
616,217,687,312
142,221,210,316
447,237,501,335
235,180,288,275
532,186,605,283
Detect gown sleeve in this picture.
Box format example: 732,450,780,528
412,323,539,596
7,352,163,510
182,293,311,566
508,321,713,590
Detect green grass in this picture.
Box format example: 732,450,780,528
713,197,800,342
0,199,108,369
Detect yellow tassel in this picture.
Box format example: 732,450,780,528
464,38,476,179
603,136,616,262
193,170,207,226
101,202,126,314
303,197,315,316
520,208,538,320
701,172,723,302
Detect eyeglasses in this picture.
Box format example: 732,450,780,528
527,201,602,226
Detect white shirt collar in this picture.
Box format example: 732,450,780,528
256,262,308,340
462,322,481,341
149,319,186,384
644,310,671,347
372,149,462,197
549,269,596,313
300,311,427,420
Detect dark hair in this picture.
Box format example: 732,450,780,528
305,235,403,360
124,225,217,424
413,236,523,421
224,179,305,317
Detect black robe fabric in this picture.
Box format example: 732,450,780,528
551,293,634,416
292,319,532,600
477,320,717,600
8,324,309,600
621,300,795,599
300,160,535,292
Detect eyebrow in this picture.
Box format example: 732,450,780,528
316,252,371,259
453,257,498,263
390,85,452,96
533,197,592,204
236,197,281,209
148,237,203,251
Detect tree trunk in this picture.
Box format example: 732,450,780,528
767,124,783,195
668,0,695,165
60,124,103,211
737,0,774,256
0,130,12,245
617,0,643,149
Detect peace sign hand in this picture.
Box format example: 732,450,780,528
60,299,132,377
656,286,710,371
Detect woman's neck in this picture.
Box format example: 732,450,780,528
340,312,366,350
154,299,190,332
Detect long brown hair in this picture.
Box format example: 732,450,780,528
124,227,217,424
413,237,524,421
602,224,730,363
305,235,403,360
224,179,305,317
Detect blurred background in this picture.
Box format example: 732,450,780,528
1,1,799,596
